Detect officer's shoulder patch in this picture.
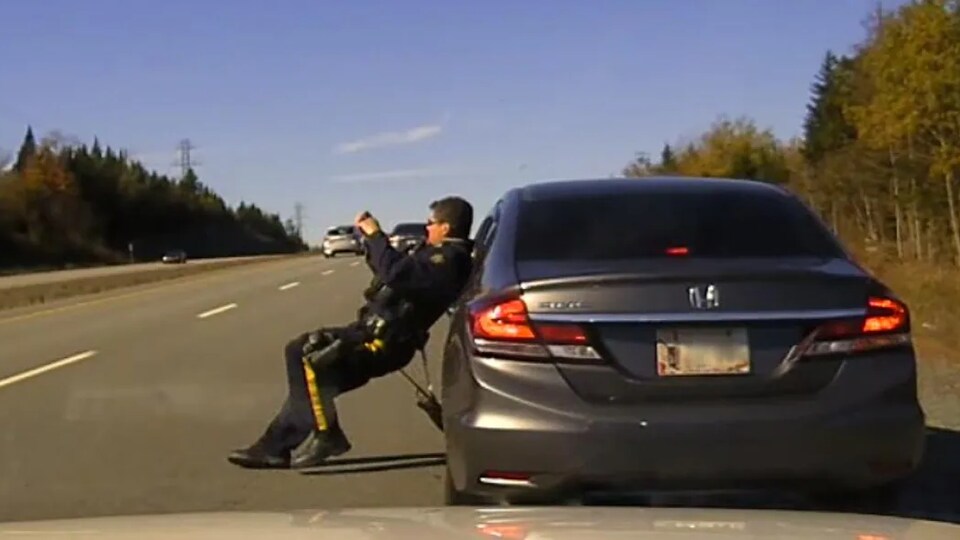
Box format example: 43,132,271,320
430,252,445,264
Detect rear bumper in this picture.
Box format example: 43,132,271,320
390,237,421,251
323,242,363,253
444,350,926,498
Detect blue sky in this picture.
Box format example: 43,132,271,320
0,0,907,243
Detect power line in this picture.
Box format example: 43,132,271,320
174,138,200,178
294,202,305,237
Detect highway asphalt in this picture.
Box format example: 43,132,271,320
1,253,957,525
0,254,448,523
0,256,280,290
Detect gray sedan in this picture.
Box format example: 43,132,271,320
441,177,925,506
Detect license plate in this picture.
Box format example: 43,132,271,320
655,327,751,376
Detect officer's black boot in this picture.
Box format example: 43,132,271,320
227,440,290,469
289,424,352,469
227,412,296,469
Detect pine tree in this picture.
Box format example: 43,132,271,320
801,51,857,165
179,167,200,194
14,126,36,172
660,143,677,172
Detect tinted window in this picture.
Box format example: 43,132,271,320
471,217,493,252
326,226,354,236
515,190,844,260
392,223,426,236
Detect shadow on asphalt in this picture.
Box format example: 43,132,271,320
583,426,960,524
885,426,960,523
298,452,446,476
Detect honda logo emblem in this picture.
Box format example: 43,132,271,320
688,284,719,309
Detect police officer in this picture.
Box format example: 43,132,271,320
227,196,474,469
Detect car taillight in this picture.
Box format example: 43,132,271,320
864,297,907,332
803,296,911,357
471,299,535,340
665,246,689,256
537,323,587,344
469,298,600,362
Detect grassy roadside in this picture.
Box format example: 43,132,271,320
853,251,960,428
858,254,960,356
0,255,305,312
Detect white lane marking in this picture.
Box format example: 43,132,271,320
350,261,360,267
197,303,238,319
322,269,335,276
0,350,98,390
279,281,300,291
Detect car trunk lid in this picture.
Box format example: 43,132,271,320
516,257,871,403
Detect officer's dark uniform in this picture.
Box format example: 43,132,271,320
228,229,473,469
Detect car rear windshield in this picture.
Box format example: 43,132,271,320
515,190,845,260
327,227,354,236
392,223,425,236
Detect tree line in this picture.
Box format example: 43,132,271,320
0,129,305,270
623,0,960,267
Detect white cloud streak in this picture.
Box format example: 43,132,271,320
333,124,442,155
328,168,444,183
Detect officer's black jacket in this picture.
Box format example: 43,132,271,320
361,230,474,343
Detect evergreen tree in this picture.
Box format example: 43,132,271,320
14,126,36,172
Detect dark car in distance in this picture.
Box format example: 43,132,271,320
161,250,187,264
390,222,427,253
440,177,925,505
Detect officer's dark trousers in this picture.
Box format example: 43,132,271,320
256,327,373,455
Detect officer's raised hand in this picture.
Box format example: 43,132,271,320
354,211,380,237
359,199,473,300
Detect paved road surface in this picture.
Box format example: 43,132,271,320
0,253,957,525
0,256,280,290
0,254,446,523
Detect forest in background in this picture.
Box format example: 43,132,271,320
0,130,306,270
621,0,960,356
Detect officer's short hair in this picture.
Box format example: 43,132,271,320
430,196,473,239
